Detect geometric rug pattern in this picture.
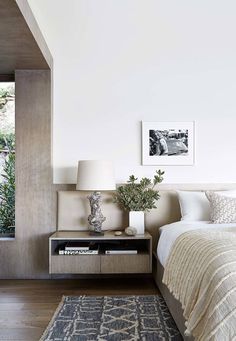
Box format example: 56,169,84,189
40,295,182,341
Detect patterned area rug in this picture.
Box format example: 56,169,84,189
40,295,182,341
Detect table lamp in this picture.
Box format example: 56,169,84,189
76,160,116,235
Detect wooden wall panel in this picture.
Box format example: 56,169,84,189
0,0,56,278
16,0,53,69
0,70,55,279
0,0,51,74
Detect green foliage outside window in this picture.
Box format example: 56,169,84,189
0,135,15,232
0,88,14,110
0,84,15,235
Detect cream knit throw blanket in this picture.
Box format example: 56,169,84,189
162,227,236,341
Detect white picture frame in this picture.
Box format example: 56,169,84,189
142,121,195,165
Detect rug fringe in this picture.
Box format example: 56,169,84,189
39,295,66,341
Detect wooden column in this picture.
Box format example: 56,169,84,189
0,70,56,278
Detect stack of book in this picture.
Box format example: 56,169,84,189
58,242,99,255
105,248,138,255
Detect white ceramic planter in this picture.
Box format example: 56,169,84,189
129,211,145,234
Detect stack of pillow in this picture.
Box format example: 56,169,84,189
177,190,236,224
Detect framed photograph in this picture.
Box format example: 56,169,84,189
142,121,195,165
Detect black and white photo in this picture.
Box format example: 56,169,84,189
149,129,188,156
142,122,194,165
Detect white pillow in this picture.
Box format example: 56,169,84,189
206,191,236,223
217,190,236,198
177,191,210,221
177,190,236,221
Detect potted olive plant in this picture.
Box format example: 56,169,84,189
114,170,164,234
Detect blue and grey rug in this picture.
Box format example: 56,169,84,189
40,295,182,341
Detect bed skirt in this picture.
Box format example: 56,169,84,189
153,254,194,341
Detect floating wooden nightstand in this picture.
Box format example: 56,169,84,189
49,231,152,275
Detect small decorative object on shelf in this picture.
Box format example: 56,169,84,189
114,170,164,234
125,227,137,236
114,231,122,236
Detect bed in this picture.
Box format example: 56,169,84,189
154,192,236,341
57,188,236,340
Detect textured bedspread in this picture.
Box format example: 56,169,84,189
162,227,236,341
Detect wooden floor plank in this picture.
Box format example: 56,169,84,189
0,303,58,311
0,278,159,340
0,328,43,341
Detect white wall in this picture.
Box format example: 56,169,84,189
28,0,236,184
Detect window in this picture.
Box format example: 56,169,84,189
0,82,15,238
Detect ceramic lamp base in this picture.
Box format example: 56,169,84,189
89,231,104,236
87,191,106,234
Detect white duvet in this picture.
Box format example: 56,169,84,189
157,220,236,267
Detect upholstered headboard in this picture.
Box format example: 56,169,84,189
57,184,236,247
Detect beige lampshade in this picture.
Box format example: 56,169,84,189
76,160,116,191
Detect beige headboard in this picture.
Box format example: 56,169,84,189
57,184,236,247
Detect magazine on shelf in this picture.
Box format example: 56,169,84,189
57,242,99,255
104,242,138,255
58,249,99,255
65,241,90,251
105,250,137,255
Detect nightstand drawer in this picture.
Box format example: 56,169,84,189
50,255,100,274
100,254,151,274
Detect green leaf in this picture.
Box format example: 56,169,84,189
113,169,164,212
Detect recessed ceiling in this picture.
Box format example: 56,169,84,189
0,0,50,74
